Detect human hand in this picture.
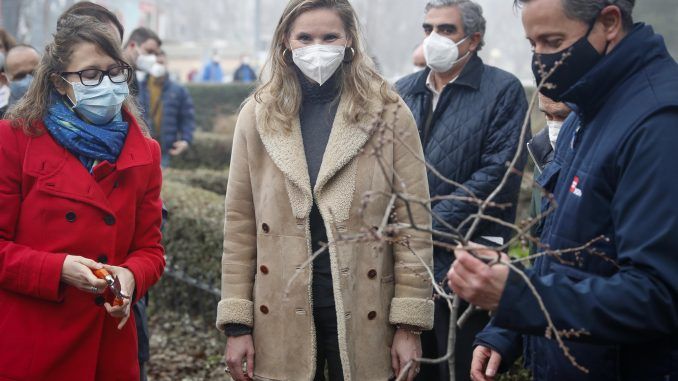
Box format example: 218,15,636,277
391,327,422,381
224,334,255,381
60,255,108,294
101,265,136,330
169,140,189,156
470,345,502,381
447,245,510,311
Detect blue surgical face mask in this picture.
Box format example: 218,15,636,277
64,76,129,125
8,74,33,106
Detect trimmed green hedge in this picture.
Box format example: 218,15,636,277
186,84,255,132
154,180,225,318
160,181,224,284
169,131,232,170
163,168,229,195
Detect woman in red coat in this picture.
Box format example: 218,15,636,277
0,15,165,381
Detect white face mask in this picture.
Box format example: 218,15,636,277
149,63,167,78
423,32,470,73
292,44,345,86
547,120,563,149
136,52,157,73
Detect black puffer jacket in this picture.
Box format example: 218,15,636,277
396,55,529,281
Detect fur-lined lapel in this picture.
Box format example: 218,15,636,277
254,94,379,222
315,96,376,196
254,102,313,219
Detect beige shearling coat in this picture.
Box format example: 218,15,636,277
216,92,434,381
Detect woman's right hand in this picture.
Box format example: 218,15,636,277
224,334,255,381
60,255,108,294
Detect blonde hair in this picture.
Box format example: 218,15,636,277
6,14,147,136
254,0,399,132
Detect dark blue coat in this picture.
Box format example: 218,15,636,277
396,55,529,282
476,24,678,381
138,77,195,154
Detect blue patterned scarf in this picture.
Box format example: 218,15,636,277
44,100,129,172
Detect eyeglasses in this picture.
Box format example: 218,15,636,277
60,65,132,87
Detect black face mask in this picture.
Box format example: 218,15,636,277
532,18,609,101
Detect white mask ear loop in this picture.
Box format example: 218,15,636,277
452,35,472,64
60,76,78,107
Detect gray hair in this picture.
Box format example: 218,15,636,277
514,0,635,30
426,0,486,51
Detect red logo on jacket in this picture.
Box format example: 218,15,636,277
570,176,583,197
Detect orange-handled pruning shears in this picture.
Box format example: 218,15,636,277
93,268,130,307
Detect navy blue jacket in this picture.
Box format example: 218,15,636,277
396,55,529,282
476,24,678,381
138,77,195,153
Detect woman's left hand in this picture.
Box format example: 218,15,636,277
391,327,422,381
102,265,136,330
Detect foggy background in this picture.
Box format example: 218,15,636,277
1,0,675,83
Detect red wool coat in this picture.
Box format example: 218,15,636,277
0,112,165,381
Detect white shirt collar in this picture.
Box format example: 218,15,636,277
426,71,459,111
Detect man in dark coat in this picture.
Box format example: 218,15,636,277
138,51,195,167
396,1,528,380
448,0,678,380
527,94,571,250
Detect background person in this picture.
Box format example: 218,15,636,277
216,1,434,380
201,51,224,83
4,44,40,107
139,49,195,167
0,27,17,117
58,1,125,42
0,15,165,380
233,55,257,83
123,27,163,94
526,93,571,253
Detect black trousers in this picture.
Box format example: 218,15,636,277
415,298,490,381
313,306,344,381
134,294,150,381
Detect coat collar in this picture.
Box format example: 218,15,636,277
526,127,554,174
23,109,152,213
255,92,378,218
561,24,663,119
411,54,484,95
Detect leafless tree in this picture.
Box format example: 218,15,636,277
283,52,608,381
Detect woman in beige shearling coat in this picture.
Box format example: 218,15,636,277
217,1,434,380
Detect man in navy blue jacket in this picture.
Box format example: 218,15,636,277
448,0,678,380
139,50,195,167
396,1,528,380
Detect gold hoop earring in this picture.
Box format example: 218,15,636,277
343,47,356,63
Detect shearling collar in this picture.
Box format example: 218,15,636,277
254,92,378,220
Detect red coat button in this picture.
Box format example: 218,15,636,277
260,265,269,274
260,305,269,314
367,311,377,320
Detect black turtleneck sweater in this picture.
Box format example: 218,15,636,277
298,69,341,309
